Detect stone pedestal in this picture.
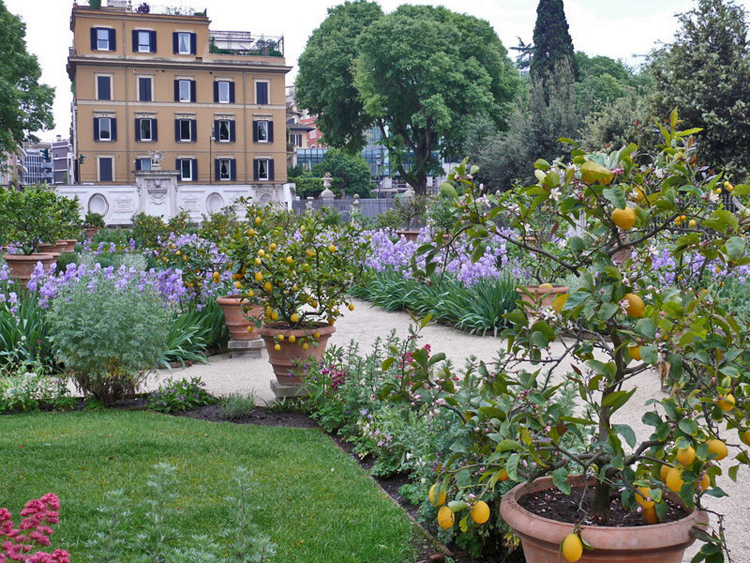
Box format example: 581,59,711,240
270,380,309,399
135,168,181,218
226,338,265,359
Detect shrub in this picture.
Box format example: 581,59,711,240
220,392,257,420
131,212,169,250
47,269,171,405
290,177,325,199
147,377,216,413
0,355,74,413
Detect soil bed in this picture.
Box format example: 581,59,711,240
518,486,690,527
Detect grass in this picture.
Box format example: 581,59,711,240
0,411,418,562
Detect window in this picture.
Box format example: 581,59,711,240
253,120,273,143
134,157,152,171
215,158,236,181
135,118,157,142
96,75,112,101
255,81,269,105
98,157,114,182
253,158,274,181
214,80,234,104
214,119,235,143
91,27,115,51
173,32,196,55
133,30,156,53
175,79,196,102
175,119,196,142
138,76,152,102
290,133,302,147
177,158,197,181
94,117,117,142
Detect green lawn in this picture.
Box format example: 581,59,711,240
0,411,418,562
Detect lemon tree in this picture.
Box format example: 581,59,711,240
223,202,370,329
408,111,750,561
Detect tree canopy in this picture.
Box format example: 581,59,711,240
530,0,577,84
0,1,54,155
296,2,519,194
648,0,750,181
311,148,372,197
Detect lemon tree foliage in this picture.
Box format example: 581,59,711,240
296,2,519,195
224,202,370,330
391,111,750,561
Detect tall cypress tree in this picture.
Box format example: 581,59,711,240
530,0,578,83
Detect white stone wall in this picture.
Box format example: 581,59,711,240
55,182,296,225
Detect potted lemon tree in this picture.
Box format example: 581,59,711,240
224,201,370,394
410,112,750,562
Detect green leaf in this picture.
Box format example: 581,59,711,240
678,419,699,436
726,236,746,261
613,424,636,448
495,439,521,452
534,159,551,170
603,186,627,209
601,388,637,413
381,357,395,371
732,184,750,195
448,500,469,511
568,236,585,253
440,183,457,198
640,345,658,365
580,160,614,185
642,411,662,427
728,464,740,482
635,318,657,340
552,467,571,494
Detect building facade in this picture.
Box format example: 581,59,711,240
67,2,290,192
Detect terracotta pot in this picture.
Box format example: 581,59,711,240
395,230,420,242
38,241,68,258
60,239,78,254
84,227,100,240
500,476,707,563
258,322,336,386
2,253,56,283
516,285,570,308
216,295,262,341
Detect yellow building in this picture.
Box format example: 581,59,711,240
67,2,290,188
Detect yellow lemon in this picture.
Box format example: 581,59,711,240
254,217,262,225
699,473,711,491
635,486,654,509
497,468,509,482
689,219,697,228
666,467,684,492
271,311,279,321
286,256,293,264
676,445,696,467
539,282,554,289
278,335,284,342
269,243,277,251
660,463,671,483
290,313,299,323
302,343,309,351
643,505,659,524
706,439,728,461
561,533,583,563
623,293,645,318
627,346,641,361
428,484,446,506
741,429,750,447
313,331,320,339
632,186,646,203
234,281,242,289
611,207,636,230
328,244,337,253
471,501,490,524
255,257,262,265
717,394,735,412
288,335,296,343
264,282,273,293
274,344,281,352
437,506,454,530
552,293,569,313
348,303,355,311
246,325,254,333
247,290,254,298
258,249,266,258
254,272,263,282
306,248,315,257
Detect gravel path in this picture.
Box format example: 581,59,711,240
159,297,749,563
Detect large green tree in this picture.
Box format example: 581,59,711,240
530,0,577,84
296,2,519,195
648,0,750,180
311,148,372,197
0,1,54,155
295,1,383,153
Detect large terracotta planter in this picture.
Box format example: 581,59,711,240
216,295,262,341
84,227,100,240
258,323,336,386
395,230,420,242
38,241,68,258
500,476,707,563
516,285,570,308
60,239,78,254
2,253,56,283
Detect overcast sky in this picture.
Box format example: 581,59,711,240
3,0,742,141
